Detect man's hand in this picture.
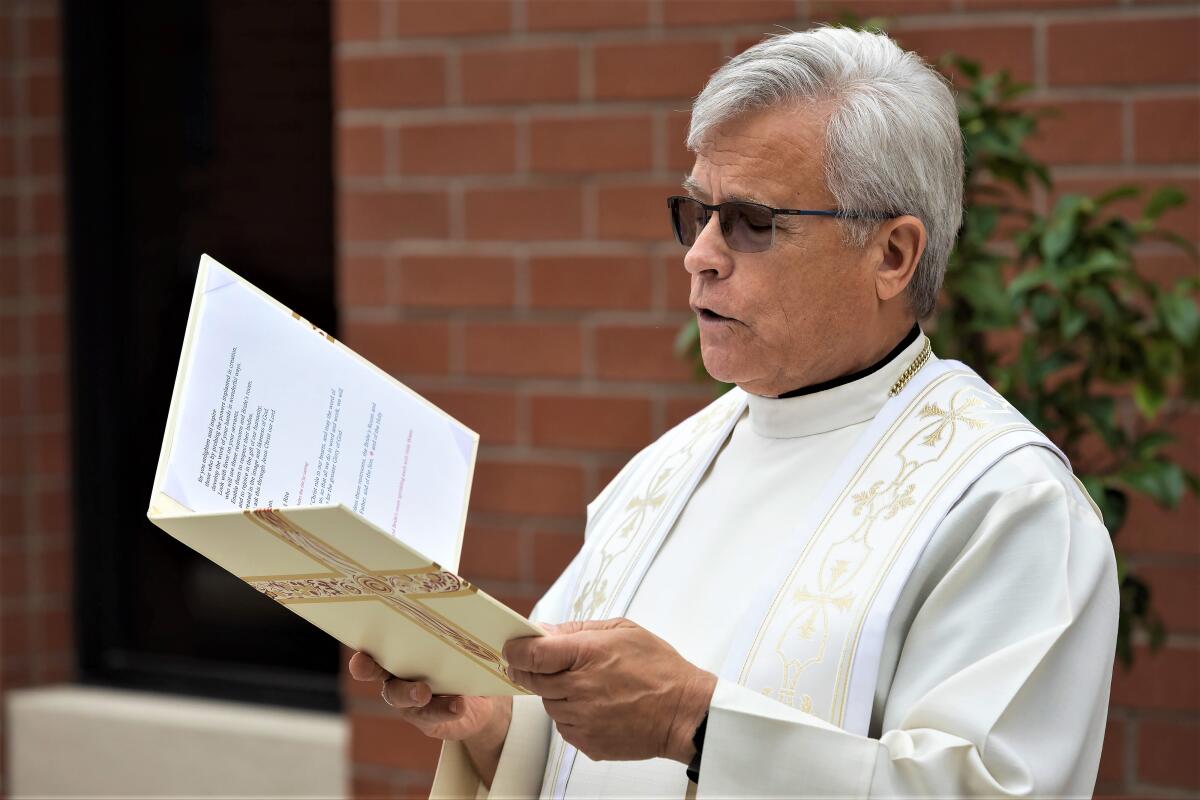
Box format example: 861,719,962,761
502,619,717,764
347,651,512,785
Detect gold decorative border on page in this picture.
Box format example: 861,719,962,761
242,508,524,693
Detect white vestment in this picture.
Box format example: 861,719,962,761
431,335,1119,798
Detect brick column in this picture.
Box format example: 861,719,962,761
0,0,72,794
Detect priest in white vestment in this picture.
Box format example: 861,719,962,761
349,27,1119,799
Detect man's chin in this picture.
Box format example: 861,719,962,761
698,346,748,385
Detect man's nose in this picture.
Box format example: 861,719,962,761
683,213,734,279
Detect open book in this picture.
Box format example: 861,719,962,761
148,255,542,696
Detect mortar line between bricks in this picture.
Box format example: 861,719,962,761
341,239,688,257
379,0,397,40
515,111,530,175
1118,708,1200,724
1122,98,1136,166
510,0,525,34
343,289,696,314
1027,86,1200,102
448,181,466,240
514,244,530,312
581,181,598,240
445,47,463,107
1123,552,1200,566
1126,782,1200,800
469,512,588,533
478,444,656,463
650,393,666,438
343,170,714,190
648,0,664,29
650,108,666,174
337,102,741,126
335,6,1199,56
0,473,67,492
0,414,69,438
409,376,711,399
651,250,668,312
0,119,58,137
579,41,595,103
1123,713,1139,789
1033,18,1047,93
580,316,596,383
1048,164,1200,179
384,250,401,309
448,316,465,377
344,305,691,326
888,5,1200,30
515,387,531,449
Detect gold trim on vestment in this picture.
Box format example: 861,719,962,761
738,372,962,687
546,392,745,795
828,418,1036,724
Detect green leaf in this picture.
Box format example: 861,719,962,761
1133,432,1175,459
955,56,982,81
1133,381,1167,420
1009,267,1053,295
1030,292,1058,326
1120,460,1186,508
1144,229,1200,260
1033,350,1075,382
1060,304,1088,339
1094,185,1140,208
1041,195,1088,262
1144,186,1187,221
1080,395,1119,446
1186,470,1200,498
1073,249,1129,280
1077,285,1120,324
1158,291,1200,345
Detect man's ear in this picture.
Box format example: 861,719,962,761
869,215,927,302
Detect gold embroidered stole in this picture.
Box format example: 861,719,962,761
726,362,1065,736
542,387,749,798
562,388,749,624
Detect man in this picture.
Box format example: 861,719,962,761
350,27,1118,798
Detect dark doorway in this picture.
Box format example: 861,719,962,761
64,0,339,710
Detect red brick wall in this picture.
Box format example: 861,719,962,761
334,1,1199,797
0,0,70,794
2,0,1196,798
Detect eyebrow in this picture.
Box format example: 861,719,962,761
681,176,709,200
680,175,768,206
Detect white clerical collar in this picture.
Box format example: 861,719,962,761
746,330,933,439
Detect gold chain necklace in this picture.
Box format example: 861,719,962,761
888,337,933,397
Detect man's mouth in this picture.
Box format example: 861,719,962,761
696,307,736,324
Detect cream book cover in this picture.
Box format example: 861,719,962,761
147,254,541,696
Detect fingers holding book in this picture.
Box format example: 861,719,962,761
347,650,508,746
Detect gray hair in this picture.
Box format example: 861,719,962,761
688,27,963,319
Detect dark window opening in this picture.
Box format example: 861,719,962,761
64,0,339,711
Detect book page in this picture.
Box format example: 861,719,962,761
160,258,475,570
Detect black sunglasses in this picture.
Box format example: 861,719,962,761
666,195,887,253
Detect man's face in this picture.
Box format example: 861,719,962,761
684,104,881,396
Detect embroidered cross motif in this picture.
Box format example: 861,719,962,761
918,395,987,446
